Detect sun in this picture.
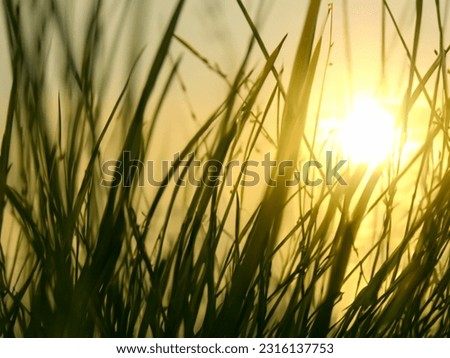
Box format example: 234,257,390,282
338,99,397,166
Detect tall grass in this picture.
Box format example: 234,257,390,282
0,0,449,337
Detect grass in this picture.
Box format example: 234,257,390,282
0,0,449,337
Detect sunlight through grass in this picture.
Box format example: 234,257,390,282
0,0,449,338
338,98,397,166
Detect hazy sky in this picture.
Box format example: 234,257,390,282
0,0,448,137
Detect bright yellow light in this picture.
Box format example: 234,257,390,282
338,99,396,166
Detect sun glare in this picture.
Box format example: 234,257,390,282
338,99,397,166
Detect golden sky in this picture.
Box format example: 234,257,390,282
0,0,448,148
